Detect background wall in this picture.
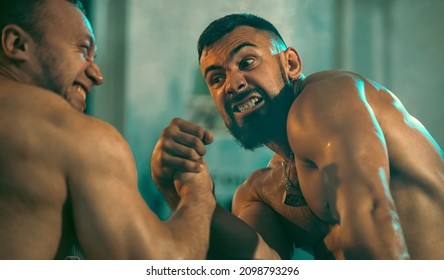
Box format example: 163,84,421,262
85,0,444,258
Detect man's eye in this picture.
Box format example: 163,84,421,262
82,44,92,52
80,45,95,61
239,57,254,69
80,46,89,54
211,75,224,85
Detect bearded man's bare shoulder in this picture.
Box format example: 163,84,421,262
234,153,284,201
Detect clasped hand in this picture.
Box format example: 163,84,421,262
151,118,215,205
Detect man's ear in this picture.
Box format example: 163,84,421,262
284,47,302,80
1,24,32,61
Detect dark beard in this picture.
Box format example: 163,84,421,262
225,82,295,151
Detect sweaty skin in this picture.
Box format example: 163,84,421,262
0,0,215,259
232,154,334,259
233,70,444,259
288,71,444,259
153,23,443,259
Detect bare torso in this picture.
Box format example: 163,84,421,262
0,83,78,259
236,157,334,259
236,70,443,259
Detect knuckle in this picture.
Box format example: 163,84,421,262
170,117,182,126
183,160,197,170
158,153,167,165
198,145,206,155
161,127,171,137
196,127,205,137
191,137,201,147
186,149,198,160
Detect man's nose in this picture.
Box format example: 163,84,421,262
86,62,104,86
226,72,247,95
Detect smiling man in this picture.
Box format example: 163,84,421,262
0,0,215,259
152,13,444,259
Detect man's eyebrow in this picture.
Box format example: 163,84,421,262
203,42,258,78
203,65,223,78
229,42,257,58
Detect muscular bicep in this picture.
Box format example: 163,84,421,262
289,76,392,220
289,75,409,258
323,111,390,221
233,186,293,259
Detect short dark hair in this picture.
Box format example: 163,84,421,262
0,0,85,43
197,13,286,61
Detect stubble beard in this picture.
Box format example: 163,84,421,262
35,49,66,99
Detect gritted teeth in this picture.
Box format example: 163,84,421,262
237,97,260,113
73,84,86,100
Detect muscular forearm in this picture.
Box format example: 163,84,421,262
166,189,216,259
154,177,180,210
206,205,280,260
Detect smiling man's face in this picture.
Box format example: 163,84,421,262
28,0,103,112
